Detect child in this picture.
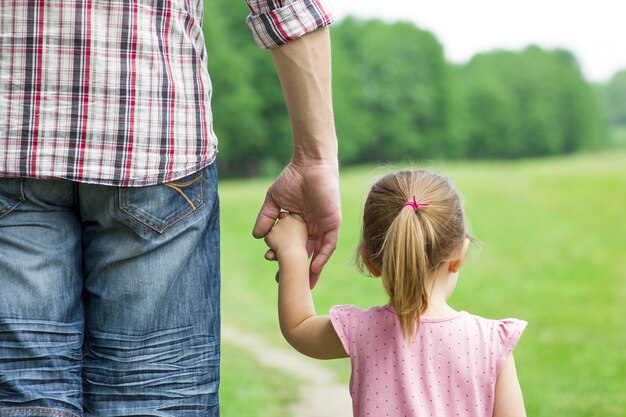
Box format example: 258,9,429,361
264,169,527,417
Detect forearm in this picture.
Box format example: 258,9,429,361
269,215,347,359
277,248,317,342
276,248,346,359
271,27,338,165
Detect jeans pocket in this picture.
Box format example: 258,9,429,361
115,168,208,237
0,178,24,219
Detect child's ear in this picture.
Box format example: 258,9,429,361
360,246,381,277
363,257,382,277
448,238,470,273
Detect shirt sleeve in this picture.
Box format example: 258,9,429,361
495,318,528,374
329,305,355,356
245,0,335,49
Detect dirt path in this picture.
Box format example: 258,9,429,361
222,324,353,417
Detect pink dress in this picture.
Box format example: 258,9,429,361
330,305,527,417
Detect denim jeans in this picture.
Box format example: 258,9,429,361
0,164,220,417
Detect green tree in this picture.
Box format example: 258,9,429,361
331,18,450,164
603,70,626,126
453,46,606,158
203,0,289,176
202,6,609,176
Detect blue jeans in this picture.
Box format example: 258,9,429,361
0,164,220,417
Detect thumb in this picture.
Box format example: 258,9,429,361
253,192,281,239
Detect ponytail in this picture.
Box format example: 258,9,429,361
381,205,434,342
359,170,469,344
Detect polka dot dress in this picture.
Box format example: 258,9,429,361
329,305,527,417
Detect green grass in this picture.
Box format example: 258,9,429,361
220,150,626,416
220,342,298,417
610,125,626,148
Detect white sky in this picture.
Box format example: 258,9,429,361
332,0,626,83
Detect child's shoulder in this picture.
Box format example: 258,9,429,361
465,312,528,331
329,304,402,355
461,313,528,372
462,312,528,348
330,304,394,318
329,304,396,328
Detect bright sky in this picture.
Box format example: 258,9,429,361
332,0,626,83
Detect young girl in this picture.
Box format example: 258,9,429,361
264,169,527,417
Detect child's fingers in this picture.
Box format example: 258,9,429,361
265,249,277,261
288,212,305,222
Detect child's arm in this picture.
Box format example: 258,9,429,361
265,214,348,359
493,354,527,417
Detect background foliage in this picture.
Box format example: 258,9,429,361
203,2,622,177
207,2,626,416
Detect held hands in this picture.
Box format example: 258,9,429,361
253,160,341,288
264,214,309,259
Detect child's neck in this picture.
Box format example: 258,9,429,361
421,268,459,318
422,300,458,318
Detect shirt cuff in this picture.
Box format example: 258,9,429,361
246,0,335,49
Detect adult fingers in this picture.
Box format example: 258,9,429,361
308,237,325,289
308,269,320,289
310,228,339,275
304,237,318,288
306,237,315,258
253,192,281,239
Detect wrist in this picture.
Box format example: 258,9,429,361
292,138,338,166
276,245,309,264
290,151,339,172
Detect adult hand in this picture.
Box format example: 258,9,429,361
253,159,341,288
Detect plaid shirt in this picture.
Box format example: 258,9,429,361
0,0,334,186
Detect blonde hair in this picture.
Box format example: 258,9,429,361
358,170,469,342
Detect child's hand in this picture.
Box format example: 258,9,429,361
264,214,309,257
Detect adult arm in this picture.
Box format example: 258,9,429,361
254,27,340,288
246,1,340,287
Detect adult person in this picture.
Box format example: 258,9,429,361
0,0,340,416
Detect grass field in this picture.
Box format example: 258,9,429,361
219,151,626,416
220,342,298,417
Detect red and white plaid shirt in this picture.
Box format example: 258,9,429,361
0,0,334,186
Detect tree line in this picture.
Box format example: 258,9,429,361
203,2,623,177
598,70,626,128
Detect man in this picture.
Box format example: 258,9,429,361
0,0,340,416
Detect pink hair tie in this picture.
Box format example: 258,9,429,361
403,195,430,213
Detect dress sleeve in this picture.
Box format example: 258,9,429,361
245,0,335,49
329,305,355,356
495,319,528,374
